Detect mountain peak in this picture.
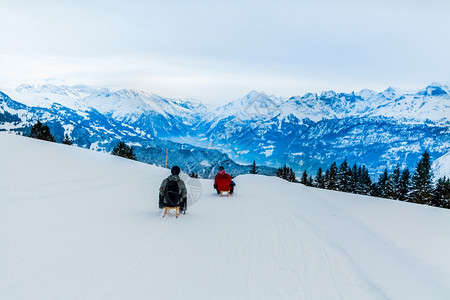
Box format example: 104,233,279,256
319,90,337,100
244,90,265,99
421,82,449,96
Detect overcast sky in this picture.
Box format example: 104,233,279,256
1,0,449,104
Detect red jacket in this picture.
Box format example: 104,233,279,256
215,170,232,191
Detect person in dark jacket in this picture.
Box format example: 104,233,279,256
159,166,188,213
214,166,235,194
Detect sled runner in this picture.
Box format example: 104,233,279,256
163,206,180,218
219,190,230,197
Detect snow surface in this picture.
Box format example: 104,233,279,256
1,133,450,300
433,151,450,179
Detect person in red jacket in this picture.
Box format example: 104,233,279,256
214,166,235,194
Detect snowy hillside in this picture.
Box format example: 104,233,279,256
1,133,450,299
433,151,450,179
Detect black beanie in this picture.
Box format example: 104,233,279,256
171,166,181,175
219,166,225,171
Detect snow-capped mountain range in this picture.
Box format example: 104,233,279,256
1,83,449,178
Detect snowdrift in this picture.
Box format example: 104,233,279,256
1,133,450,300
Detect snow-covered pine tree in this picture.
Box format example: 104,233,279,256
411,151,433,204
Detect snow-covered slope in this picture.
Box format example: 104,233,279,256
433,151,450,179
1,133,450,299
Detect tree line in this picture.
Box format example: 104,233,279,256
275,151,449,209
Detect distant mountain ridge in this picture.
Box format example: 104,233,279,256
1,83,449,178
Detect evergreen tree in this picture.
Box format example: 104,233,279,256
250,161,259,174
360,165,372,195
288,167,296,183
392,164,401,200
378,168,394,199
398,168,411,201
62,134,73,145
316,167,325,189
431,177,450,208
324,169,331,189
307,175,313,187
276,165,285,179
277,165,294,181
337,159,351,192
301,170,308,185
411,151,433,204
328,162,338,190
349,163,358,194
189,172,199,178
111,141,136,160
371,182,382,197
29,120,55,142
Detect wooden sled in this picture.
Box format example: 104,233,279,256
219,190,230,197
163,206,180,218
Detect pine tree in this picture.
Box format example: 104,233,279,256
250,161,259,174
111,141,136,160
62,134,73,145
29,120,56,142
349,163,358,194
392,164,401,200
189,172,199,178
288,167,296,182
328,162,338,190
316,167,325,189
398,168,411,201
431,177,450,208
277,165,288,180
377,168,394,199
360,165,372,195
276,165,284,179
301,170,308,185
371,182,382,197
307,175,313,187
276,165,296,182
337,159,351,192
411,151,433,204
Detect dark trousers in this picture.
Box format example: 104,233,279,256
159,194,187,211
